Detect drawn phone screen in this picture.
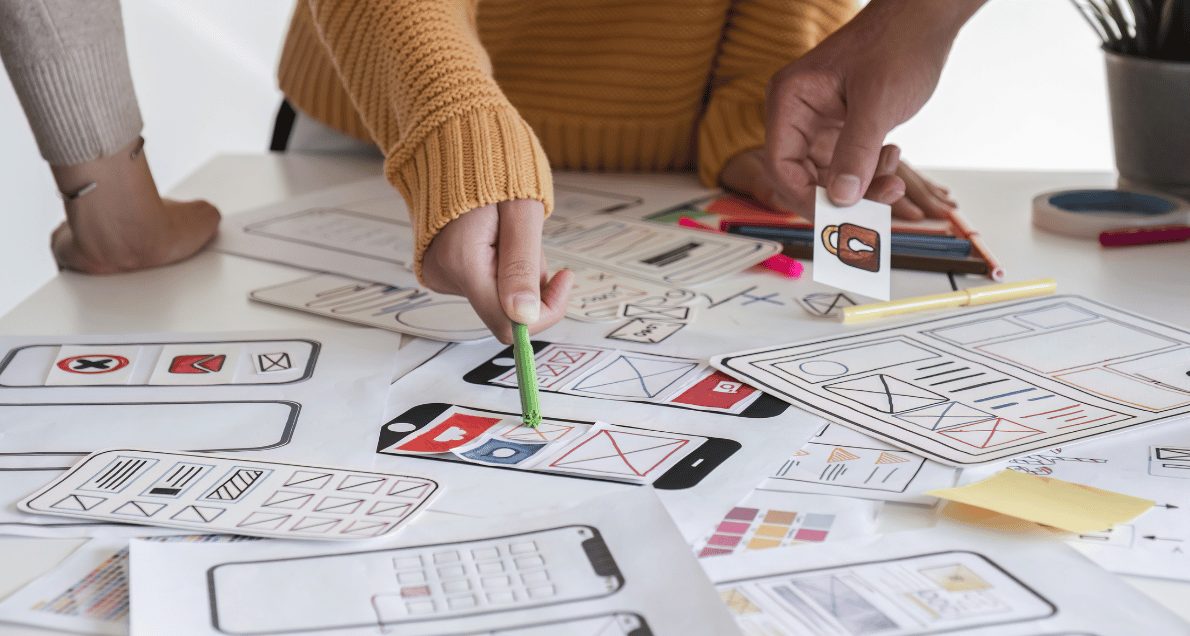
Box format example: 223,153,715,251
0,340,318,387
208,525,623,634
377,403,739,490
462,341,788,418
0,401,298,470
717,550,1055,634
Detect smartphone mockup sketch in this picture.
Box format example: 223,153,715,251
0,340,318,387
0,401,298,470
208,525,623,634
463,341,789,418
377,403,740,490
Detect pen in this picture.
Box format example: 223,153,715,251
512,322,542,428
841,278,1057,324
1099,225,1190,247
728,225,973,256
678,217,804,278
946,208,1005,281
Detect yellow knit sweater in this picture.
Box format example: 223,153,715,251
278,0,853,269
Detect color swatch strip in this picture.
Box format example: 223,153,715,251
698,505,835,558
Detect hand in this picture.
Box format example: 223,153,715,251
764,0,983,207
721,147,957,220
421,200,573,344
50,137,220,274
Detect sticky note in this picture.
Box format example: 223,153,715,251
813,188,891,300
927,470,1153,534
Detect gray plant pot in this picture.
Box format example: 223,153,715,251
1105,50,1190,200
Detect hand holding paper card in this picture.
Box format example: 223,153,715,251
813,189,891,300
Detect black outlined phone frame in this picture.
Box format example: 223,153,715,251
718,550,1057,634
463,341,789,418
0,339,320,387
377,403,739,490
0,401,299,468
207,525,624,635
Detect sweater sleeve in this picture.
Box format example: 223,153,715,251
0,0,143,166
301,0,553,275
697,0,855,187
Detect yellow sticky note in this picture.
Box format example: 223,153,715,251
927,470,1153,534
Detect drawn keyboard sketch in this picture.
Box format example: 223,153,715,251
714,297,1190,465
717,551,1054,635
21,450,438,540
378,404,740,489
207,526,624,634
465,341,789,418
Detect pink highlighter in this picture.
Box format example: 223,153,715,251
678,216,804,279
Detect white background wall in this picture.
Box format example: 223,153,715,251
0,0,1112,318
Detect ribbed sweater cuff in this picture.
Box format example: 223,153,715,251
385,106,554,279
697,98,767,188
4,37,143,166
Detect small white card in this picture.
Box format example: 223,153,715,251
20,449,439,540
251,274,492,343
812,189,891,301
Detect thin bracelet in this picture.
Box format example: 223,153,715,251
57,136,145,202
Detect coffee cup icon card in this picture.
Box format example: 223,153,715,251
812,189,891,300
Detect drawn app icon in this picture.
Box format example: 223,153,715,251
169,354,227,374
821,223,881,272
56,354,130,374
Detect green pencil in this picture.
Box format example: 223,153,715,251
512,323,542,428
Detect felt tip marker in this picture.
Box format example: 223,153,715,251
511,322,541,428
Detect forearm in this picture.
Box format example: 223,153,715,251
0,0,142,166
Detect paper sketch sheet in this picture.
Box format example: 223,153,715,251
0,329,409,536
21,449,439,540
375,340,817,541
694,488,880,559
215,175,778,292
813,190,892,301
702,524,1188,635
713,296,1190,465
761,422,958,505
252,274,493,343
129,488,737,636
0,535,255,636
959,417,1190,581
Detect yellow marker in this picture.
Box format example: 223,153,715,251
927,470,1153,534
842,278,1057,324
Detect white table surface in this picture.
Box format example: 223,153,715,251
0,155,1187,634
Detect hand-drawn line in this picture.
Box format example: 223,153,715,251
171,505,226,523
548,430,688,477
284,471,333,489
83,456,155,493
338,475,387,494
314,497,365,514
145,462,211,497
388,481,433,499
292,517,340,533
974,388,1036,402
367,501,412,518
236,512,291,530
51,494,106,511
948,378,1010,392
340,519,390,537
928,372,987,386
915,366,971,381
204,468,269,501
916,361,954,371
261,491,314,510
741,292,783,306
112,500,166,518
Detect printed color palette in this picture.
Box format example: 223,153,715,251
698,505,834,558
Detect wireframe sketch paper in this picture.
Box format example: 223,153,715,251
760,422,957,505
251,274,492,343
712,296,1190,465
0,329,409,536
694,488,879,559
371,340,817,542
702,524,1188,635
216,175,779,290
129,488,738,636
0,535,256,636
958,416,1190,582
813,189,891,300
21,449,439,540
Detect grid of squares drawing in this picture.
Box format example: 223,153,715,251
6,340,313,388
698,505,834,558
378,540,556,619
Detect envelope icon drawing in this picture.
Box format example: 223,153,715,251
938,418,1044,449
895,401,993,431
500,421,575,443
622,303,691,322
548,429,689,478
571,355,698,399
825,374,944,414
